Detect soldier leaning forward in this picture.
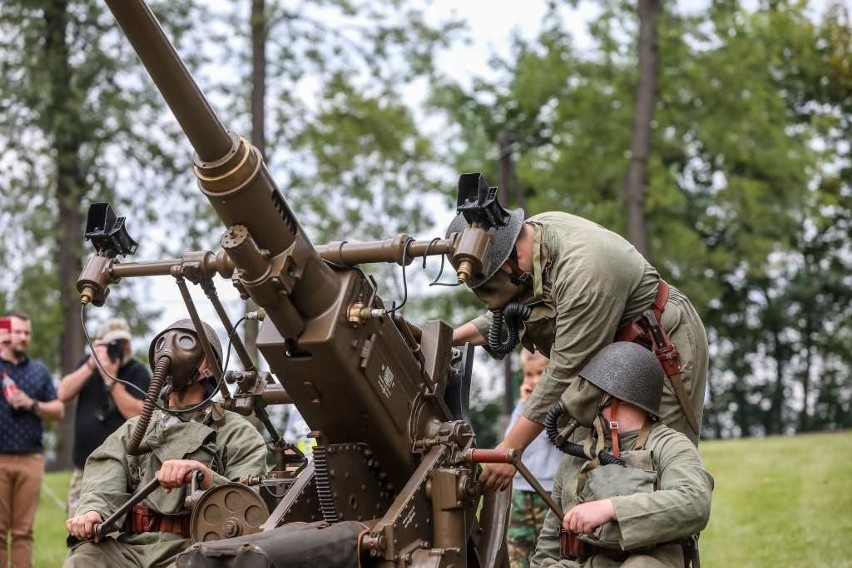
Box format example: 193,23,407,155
531,343,713,568
64,320,267,568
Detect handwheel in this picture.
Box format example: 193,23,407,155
190,482,270,542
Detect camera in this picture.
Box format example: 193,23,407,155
106,339,125,363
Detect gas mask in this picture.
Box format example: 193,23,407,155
472,268,531,311
151,329,206,392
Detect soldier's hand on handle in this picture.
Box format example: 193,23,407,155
157,459,213,492
478,442,516,494
66,510,104,542
562,500,615,534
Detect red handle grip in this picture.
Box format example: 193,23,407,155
469,449,512,464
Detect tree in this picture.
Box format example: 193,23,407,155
622,0,661,258
0,0,208,467
429,0,851,437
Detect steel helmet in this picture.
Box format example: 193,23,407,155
446,209,525,290
445,173,525,290
578,342,665,417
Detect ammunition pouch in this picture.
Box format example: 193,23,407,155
128,503,192,539
615,280,701,435
559,529,629,562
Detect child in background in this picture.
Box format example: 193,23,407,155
506,350,564,568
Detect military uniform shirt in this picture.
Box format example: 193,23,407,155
531,423,714,567
470,212,708,444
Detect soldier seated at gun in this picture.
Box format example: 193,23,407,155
64,319,267,568
531,342,713,568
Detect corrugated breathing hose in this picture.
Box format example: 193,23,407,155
488,303,531,355
126,356,169,456
544,402,625,467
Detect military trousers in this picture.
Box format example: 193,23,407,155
64,531,188,568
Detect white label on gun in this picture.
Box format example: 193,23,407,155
378,364,394,398
402,505,416,528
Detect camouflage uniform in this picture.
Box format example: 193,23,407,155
509,491,550,568
531,423,713,567
64,406,267,568
471,212,709,445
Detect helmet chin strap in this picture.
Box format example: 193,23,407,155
505,258,532,287
598,396,621,458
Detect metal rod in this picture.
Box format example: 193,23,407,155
315,237,454,266
173,275,229,400
200,278,255,372
509,450,564,519
468,448,563,520
95,476,162,539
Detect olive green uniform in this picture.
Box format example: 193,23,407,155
64,407,267,568
471,212,709,444
531,423,713,567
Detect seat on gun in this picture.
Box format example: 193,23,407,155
176,520,365,568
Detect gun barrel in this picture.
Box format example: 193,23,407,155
102,0,341,334
103,0,231,162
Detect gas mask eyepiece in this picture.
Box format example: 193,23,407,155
152,329,205,392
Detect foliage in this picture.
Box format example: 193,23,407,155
429,0,851,437
0,1,212,368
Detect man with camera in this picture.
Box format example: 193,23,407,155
58,318,151,518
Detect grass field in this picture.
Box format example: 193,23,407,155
32,431,852,567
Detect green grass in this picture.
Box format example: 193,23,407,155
34,470,72,567
32,431,852,567
699,431,852,568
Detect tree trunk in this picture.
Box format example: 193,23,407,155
769,326,786,435
798,256,813,432
244,0,268,366
622,0,660,260
46,0,85,471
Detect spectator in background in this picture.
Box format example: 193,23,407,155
506,349,564,568
0,311,65,568
58,318,151,518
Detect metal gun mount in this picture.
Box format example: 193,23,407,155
75,1,514,566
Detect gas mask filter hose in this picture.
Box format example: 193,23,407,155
126,356,169,456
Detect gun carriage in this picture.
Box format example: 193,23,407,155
75,2,550,566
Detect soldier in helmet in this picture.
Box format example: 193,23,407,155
64,319,268,568
531,342,713,567
449,209,709,493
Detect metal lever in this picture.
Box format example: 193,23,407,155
67,470,203,548
468,448,564,520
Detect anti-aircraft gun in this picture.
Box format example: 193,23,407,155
75,1,558,566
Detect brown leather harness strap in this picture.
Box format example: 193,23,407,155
608,399,621,459
616,280,700,436
129,503,191,538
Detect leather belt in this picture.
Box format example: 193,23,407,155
129,503,191,538
615,280,669,346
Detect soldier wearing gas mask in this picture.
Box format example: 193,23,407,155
531,343,713,567
449,210,709,494
64,320,267,568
